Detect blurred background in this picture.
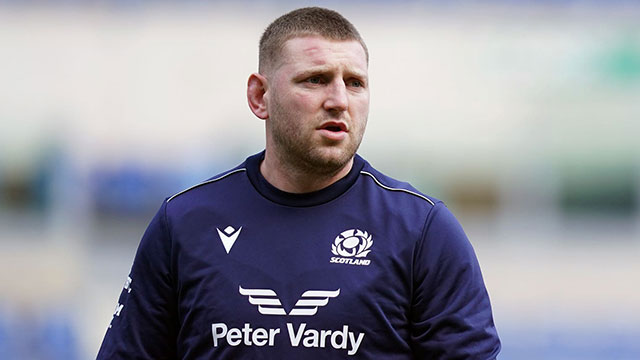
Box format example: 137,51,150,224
1,0,639,359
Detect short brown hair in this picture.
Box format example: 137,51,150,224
259,7,368,73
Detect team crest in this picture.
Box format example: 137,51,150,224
330,229,373,266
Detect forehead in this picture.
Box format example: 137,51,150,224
276,36,368,73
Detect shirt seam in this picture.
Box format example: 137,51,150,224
359,171,435,206
166,168,247,202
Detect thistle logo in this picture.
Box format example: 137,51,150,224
330,229,373,266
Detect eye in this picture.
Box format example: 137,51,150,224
307,76,324,84
348,79,364,88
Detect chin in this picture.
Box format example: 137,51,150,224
305,147,355,174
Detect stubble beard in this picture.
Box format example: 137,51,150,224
268,104,365,178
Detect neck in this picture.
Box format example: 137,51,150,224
260,152,354,194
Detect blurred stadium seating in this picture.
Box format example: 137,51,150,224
1,1,639,358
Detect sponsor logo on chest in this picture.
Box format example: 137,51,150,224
211,286,364,355
211,322,364,356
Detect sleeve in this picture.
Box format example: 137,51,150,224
410,202,501,359
96,200,178,359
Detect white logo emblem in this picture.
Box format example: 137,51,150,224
239,286,340,316
216,225,242,254
332,229,373,258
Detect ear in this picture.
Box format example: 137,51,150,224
247,73,269,120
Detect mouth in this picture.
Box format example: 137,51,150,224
318,121,348,133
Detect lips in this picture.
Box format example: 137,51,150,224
317,121,348,141
318,121,347,133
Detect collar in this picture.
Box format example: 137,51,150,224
245,151,364,207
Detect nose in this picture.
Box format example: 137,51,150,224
323,79,348,113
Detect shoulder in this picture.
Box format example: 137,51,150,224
357,160,441,208
166,163,248,204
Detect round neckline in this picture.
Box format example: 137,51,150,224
245,151,364,207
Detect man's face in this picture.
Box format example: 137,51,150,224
264,36,369,175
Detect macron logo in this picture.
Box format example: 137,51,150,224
217,225,242,254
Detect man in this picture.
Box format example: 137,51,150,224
97,7,500,359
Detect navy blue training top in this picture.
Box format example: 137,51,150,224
97,151,501,359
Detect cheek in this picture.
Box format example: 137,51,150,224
276,94,318,121
350,96,370,118
292,92,318,111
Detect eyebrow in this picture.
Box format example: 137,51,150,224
294,66,368,82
